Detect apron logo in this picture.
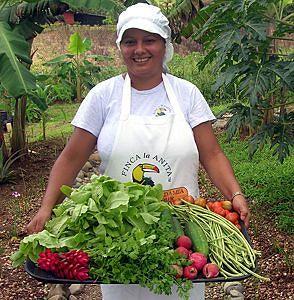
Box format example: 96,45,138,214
132,163,159,186
121,153,173,184
154,105,171,117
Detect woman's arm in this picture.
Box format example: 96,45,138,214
27,127,97,233
193,122,250,227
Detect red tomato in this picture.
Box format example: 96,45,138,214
226,212,239,224
212,201,223,211
224,209,231,217
206,202,214,210
213,206,226,217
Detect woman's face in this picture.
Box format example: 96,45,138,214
120,28,165,80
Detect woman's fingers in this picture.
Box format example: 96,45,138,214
232,196,250,228
27,208,52,234
240,209,250,228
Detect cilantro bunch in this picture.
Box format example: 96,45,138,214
89,211,192,298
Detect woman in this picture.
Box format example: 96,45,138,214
27,3,249,299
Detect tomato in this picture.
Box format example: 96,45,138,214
183,195,194,204
194,197,207,208
225,212,239,224
206,202,214,210
224,209,231,217
172,199,183,205
222,200,232,211
212,201,223,211
213,206,226,217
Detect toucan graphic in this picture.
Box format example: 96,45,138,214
132,163,160,186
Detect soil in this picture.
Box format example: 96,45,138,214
0,138,293,300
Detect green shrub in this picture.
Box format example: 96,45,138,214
218,134,294,233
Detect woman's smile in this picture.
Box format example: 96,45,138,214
133,57,151,63
120,28,165,88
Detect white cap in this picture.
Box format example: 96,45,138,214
116,3,174,70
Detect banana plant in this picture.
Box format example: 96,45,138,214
0,0,126,154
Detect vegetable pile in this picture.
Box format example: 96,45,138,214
11,175,192,299
11,175,268,299
172,202,269,281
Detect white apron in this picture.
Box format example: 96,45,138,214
101,73,204,300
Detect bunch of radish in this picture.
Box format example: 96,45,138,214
173,235,219,280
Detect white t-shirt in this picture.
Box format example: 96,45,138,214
71,74,215,173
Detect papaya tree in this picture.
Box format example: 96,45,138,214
179,0,293,162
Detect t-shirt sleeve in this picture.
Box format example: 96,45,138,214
71,86,105,137
188,86,215,128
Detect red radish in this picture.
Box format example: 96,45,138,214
189,252,207,271
202,263,219,278
176,235,192,250
171,264,183,278
175,246,190,258
183,265,198,280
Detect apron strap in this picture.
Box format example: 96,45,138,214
120,73,186,120
120,74,132,121
162,73,186,120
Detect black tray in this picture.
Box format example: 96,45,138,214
24,222,256,284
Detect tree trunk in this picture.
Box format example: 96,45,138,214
0,124,9,162
11,97,27,155
10,38,34,155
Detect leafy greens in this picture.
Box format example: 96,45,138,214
11,175,192,299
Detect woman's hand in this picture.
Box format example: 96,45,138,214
232,195,250,228
26,207,52,234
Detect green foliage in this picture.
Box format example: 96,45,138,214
27,84,53,139
0,22,36,98
210,104,232,116
0,146,26,184
188,0,294,162
11,175,192,298
169,52,226,105
62,0,125,16
0,0,68,99
44,32,112,102
218,134,294,233
167,0,202,42
26,102,79,142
